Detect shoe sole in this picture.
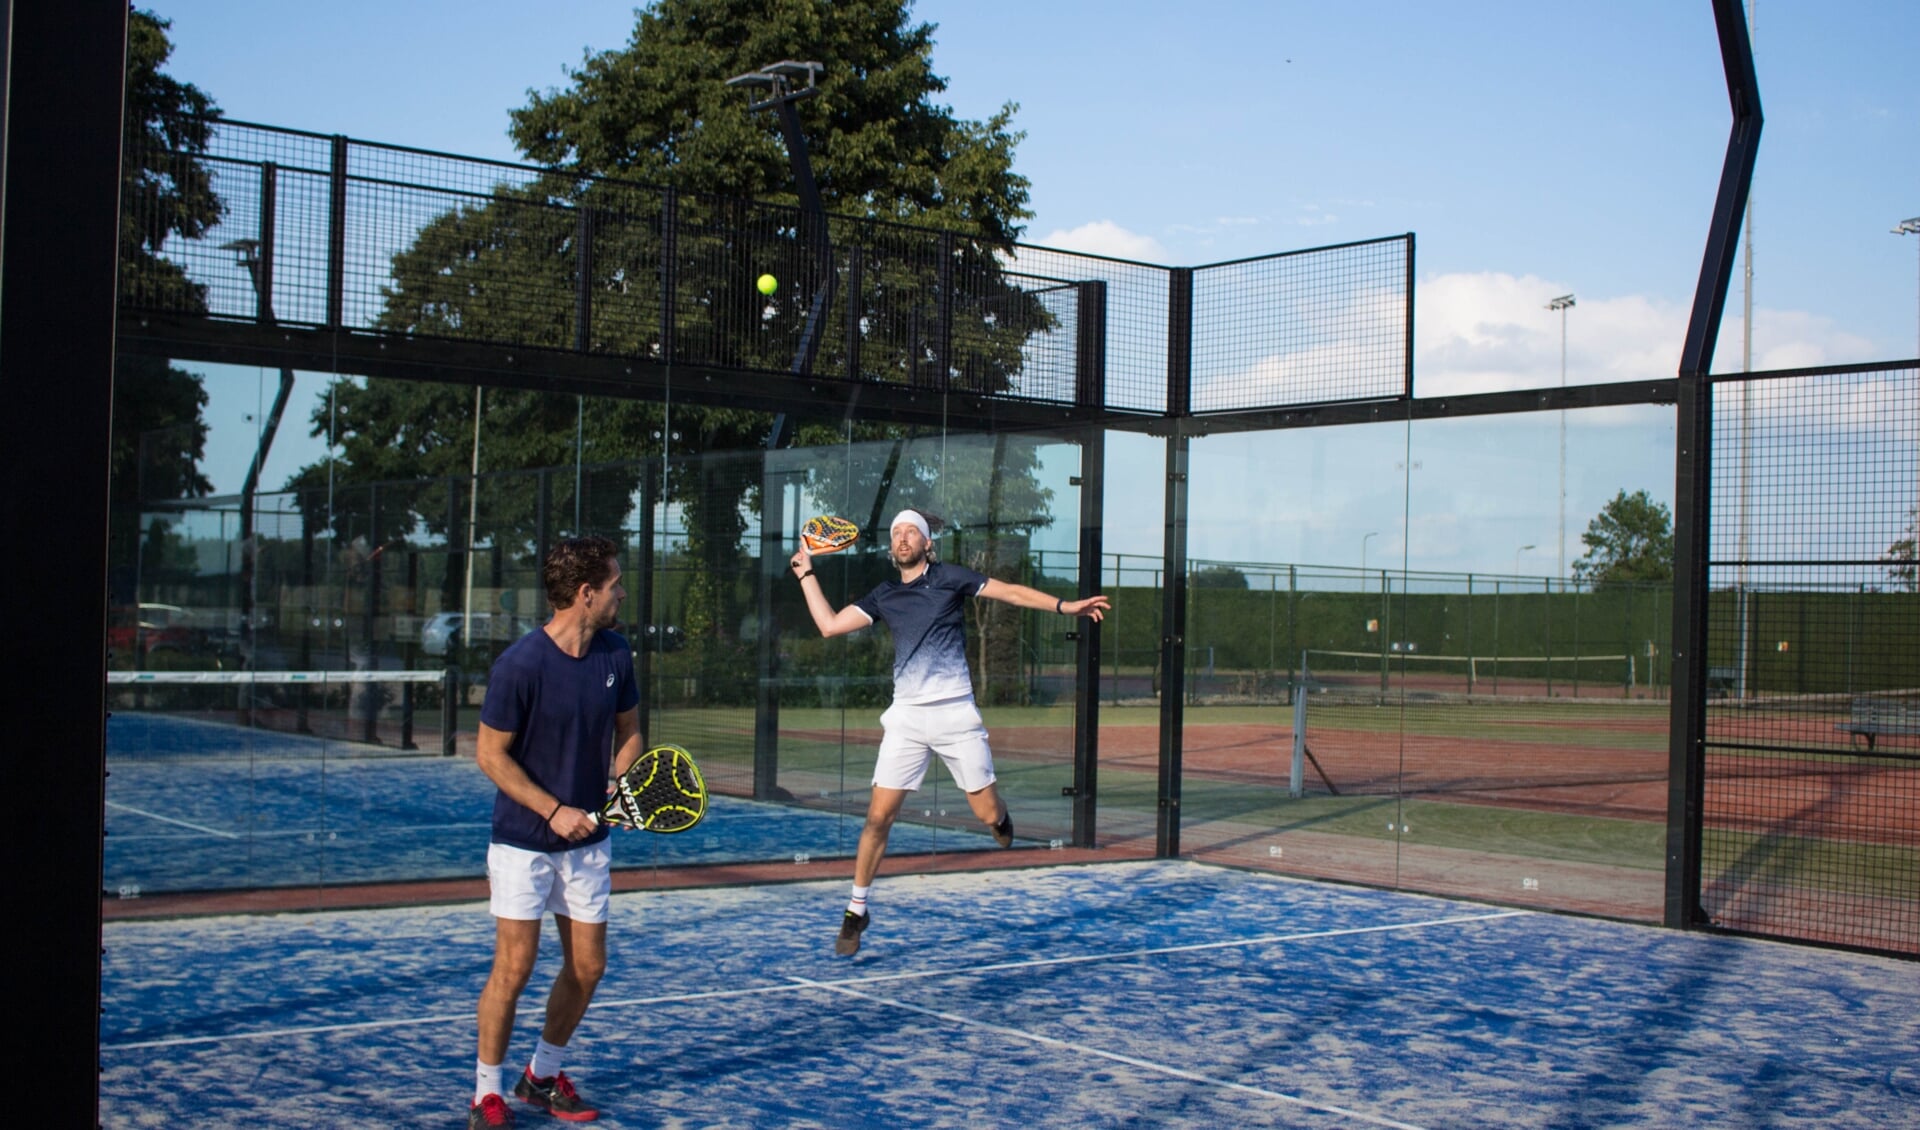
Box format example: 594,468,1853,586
515,1082,599,1122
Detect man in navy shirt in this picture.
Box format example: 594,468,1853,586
467,535,641,1128
790,509,1109,955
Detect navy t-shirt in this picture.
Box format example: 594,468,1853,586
852,562,989,704
479,625,639,851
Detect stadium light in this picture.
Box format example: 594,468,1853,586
1514,544,1536,576
1361,531,1378,573
1897,218,1920,361
1547,294,1575,580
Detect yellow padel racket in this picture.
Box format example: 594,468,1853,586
590,744,708,833
801,515,860,555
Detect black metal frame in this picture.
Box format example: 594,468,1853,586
50,0,1804,1103
1666,0,1763,931
8,2,128,1118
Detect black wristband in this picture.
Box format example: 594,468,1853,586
546,800,563,822
1056,597,1065,614
796,569,815,581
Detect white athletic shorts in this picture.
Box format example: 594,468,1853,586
873,696,996,793
487,839,612,923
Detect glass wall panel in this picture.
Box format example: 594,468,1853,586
1175,403,1676,922
103,358,1086,905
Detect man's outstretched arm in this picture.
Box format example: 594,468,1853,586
979,578,1111,621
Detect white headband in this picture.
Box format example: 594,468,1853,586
889,510,932,540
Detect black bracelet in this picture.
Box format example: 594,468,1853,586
796,569,815,581
546,800,563,822
1056,597,1065,614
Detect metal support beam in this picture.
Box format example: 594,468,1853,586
1667,0,1763,931
0,2,127,1117
1156,435,1191,857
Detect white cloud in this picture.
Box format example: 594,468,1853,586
1412,272,1881,398
1031,220,1169,263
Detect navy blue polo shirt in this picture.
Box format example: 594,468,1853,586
853,562,989,705
480,625,639,851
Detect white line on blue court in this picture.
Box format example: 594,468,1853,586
104,801,241,838
101,909,1524,1053
793,974,1431,1130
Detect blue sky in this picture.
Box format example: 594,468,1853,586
151,1,1918,576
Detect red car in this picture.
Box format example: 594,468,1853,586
107,603,195,661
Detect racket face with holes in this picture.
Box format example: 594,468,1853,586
598,744,707,833
800,515,859,556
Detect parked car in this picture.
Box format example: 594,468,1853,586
106,603,195,661
420,612,538,659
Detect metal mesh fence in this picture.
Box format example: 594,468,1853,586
1703,363,1920,955
127,118,1416,419
1190,237,1413,412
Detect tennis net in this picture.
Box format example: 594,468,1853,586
1302,648,1634,699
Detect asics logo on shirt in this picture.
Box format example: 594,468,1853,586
606,673,616,688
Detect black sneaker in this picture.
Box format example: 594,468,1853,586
835,908,870,955
469,1093,516,1128
513,1069,599,1122
993,814,1014,848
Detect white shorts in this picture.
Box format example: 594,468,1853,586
873,697,996,793
487,840,612,923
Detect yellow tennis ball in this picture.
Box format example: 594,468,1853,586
757,273,778,296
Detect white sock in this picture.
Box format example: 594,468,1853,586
529,1037,566,1081
475,1060,506,1104
847,885,870,917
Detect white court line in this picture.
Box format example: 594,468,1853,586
104,801,240,838
795,975,1430,1130
102,909,1526,1052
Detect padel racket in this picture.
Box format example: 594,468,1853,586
801,515,859,555
590,743,708,833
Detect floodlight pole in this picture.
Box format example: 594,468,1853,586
729,62,835,803
728,60,838,411
1548,295,1575,582
1361,531,1378,574
1898,216,1920,583
223,233,296,672
1897,218,1920,363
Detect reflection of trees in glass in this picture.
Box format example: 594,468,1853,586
292,0,1056,690
1572,489,1674,588
110,10,223,597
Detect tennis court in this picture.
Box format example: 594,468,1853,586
99,859,1918,1128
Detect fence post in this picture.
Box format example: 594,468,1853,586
326,135,347,329
441,667,458,757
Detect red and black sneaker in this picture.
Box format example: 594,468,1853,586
513,1069,599,1122
468,1093,516,1128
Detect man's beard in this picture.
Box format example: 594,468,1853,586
892,544,927,569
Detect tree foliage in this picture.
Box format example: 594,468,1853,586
1882,508,1916,593
110,9,223,596
293,0,1055,694
1571,489,1673,588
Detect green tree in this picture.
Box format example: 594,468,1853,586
297,0,1051,699
1572,489,1674,588
109,8,224,598
1882,507,1916,592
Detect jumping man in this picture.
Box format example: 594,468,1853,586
789,509,1109,955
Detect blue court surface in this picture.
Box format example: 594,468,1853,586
100,860,1917,1128
104,712,990,894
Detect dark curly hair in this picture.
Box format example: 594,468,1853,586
544,535,620,609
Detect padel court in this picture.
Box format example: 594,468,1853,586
99,860,1918,1128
